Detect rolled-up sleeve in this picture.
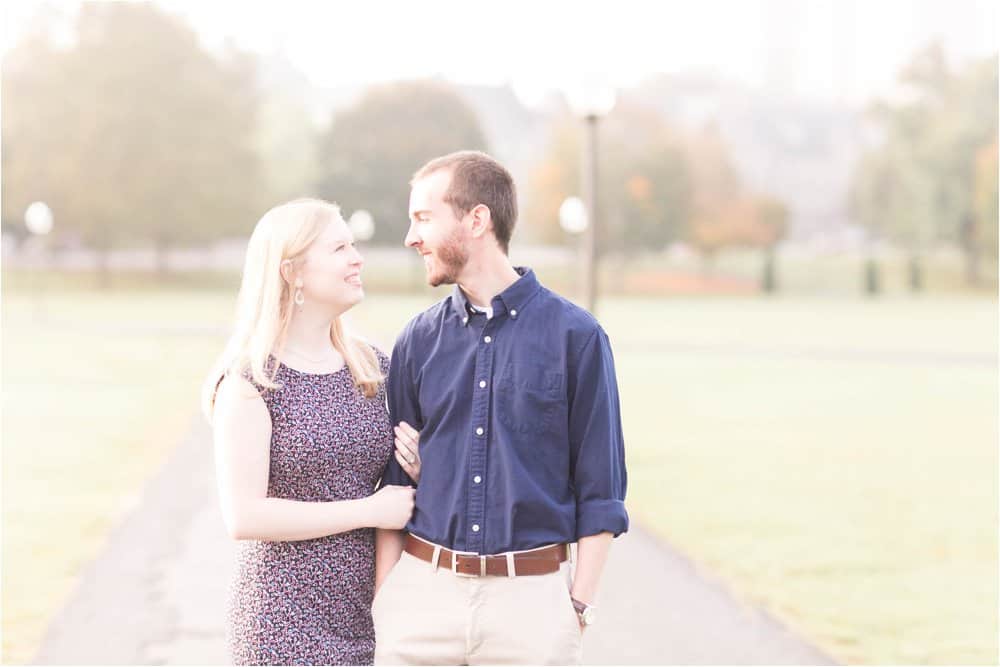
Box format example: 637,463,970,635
378,332,422,489
568,327,629,539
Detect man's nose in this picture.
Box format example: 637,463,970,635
404,222,420,248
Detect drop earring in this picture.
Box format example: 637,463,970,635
294,287,305,306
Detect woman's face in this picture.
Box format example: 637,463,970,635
296,217,365,312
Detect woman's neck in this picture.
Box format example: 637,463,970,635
282,308,340,363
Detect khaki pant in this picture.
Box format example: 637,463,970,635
373,550,583,665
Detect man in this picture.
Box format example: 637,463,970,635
373,150,628,665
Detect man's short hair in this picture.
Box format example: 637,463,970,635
412,150,517,254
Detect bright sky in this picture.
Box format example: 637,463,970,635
5,0,997,106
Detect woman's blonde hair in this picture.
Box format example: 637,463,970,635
202,198,383,420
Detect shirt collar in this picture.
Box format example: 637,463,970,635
451,266,540,326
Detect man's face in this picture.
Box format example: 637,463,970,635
406,169,470,287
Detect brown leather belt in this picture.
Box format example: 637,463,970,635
404,534,568,577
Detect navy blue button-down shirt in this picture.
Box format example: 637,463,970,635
379,267,628,554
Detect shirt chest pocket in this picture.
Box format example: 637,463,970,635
496,362,565,437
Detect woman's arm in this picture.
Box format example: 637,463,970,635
213,375,414,541
374,528,406,593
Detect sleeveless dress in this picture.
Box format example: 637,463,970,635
226,350,393,665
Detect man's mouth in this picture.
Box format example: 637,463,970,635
345,273,362,287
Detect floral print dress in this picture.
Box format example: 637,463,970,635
227,351,393,665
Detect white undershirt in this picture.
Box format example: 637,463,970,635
469,303,494,319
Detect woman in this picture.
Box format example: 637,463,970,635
202,199,423,665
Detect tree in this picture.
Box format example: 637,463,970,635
2,3,263,282
753,196,789,293
2,34,77,242
853,44,998,289
521,121,579,245
315,80,488,246
254,53,321,206
680,124,788,284
973,138,998,264
681,123,744,271
522,101,692,253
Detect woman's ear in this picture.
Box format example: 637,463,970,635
279,259,294,285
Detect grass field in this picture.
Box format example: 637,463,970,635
599,297,998,664
2,273,997,664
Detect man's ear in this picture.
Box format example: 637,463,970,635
468,204,492,240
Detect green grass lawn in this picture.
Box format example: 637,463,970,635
2,275,997,664
1,287,238,664
600,297,998,664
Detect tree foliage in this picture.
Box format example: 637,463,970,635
852,44,998,280
524,105,787,259
522,102,692,252
315,80,488,245
2,3,263,264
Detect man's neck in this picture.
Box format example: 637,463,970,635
457,257,521,309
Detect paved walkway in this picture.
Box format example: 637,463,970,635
34,419,835,665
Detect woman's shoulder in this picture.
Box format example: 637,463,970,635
214,372,269,419
352,336,389,371
369,342,390,375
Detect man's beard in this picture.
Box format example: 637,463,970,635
427,228,469,287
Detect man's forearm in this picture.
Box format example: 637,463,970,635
374,528,406,593
571,531,613,605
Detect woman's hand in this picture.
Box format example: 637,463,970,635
367,485,416,529
393,421,421,484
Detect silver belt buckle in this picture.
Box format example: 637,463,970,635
450,550,481,577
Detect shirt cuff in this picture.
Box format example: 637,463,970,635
575,498,629,539
378,458,416,490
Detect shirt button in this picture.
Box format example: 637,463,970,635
475,427,484,436
484,336,492,343
478,380,487,388
474,475,482,484
511,309,518,317
463,317,469,325
472,524,480,532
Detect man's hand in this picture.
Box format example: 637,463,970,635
570,532,613,626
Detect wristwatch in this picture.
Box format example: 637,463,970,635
571,597,597,626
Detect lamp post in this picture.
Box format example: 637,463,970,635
24,201,54,321
25,201,54,236
559,196,587,292
559,196,588,235
565,82,616,314
348,209,375,242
